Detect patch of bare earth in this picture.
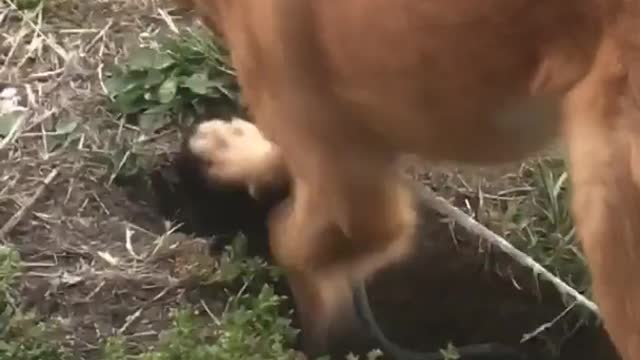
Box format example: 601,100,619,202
0,1,228,358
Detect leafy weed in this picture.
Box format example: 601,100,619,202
104,27,238,134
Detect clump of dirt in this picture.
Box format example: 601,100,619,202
141,148,621,360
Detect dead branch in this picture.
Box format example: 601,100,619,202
414,182,600,315
0,168,59,242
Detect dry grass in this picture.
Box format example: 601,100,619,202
0,1,300,358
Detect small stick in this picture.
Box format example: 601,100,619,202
0,168,59,242
117,308,143,335
521,301,578,342
413,182,600,315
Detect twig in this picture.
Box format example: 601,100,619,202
26,268,181,287
83,19,113,53
413,182,600,315
117,308,143,335
22,108,57,133
84,280,106,302
125,226,143,260
118,286,175,336
0,168,59,242
157,8,179,34
200,299,221,326
521,301,578,343
4,0,69,61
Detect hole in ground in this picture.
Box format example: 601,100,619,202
115,139,621,360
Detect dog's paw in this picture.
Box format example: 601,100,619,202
188,117,276,188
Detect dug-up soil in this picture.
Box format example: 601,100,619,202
0,132,620,360
146,151,621,360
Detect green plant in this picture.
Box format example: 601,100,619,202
12,0,43,10
98,239,298,360
104,27,239,133
207,284,299,359
138,284,299,360
210,234,284,285
0,245,23,340
516,158,590,293
0,246,66,360
0,246,20,296
439,343,461,360
101,336,128,360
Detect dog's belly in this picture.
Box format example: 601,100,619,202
434,93,563,163
304,0,598,164
361,92,565,165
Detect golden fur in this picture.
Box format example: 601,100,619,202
182,0,640,358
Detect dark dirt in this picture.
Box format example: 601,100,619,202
363,200,618,359
1,154,227,358
140,148,622,360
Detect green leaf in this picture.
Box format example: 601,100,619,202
15,0,42,10
46,134,66,152
144,103,174,115
152,52,175,70
183,73,214,95
113,87,147,114
144,92,157,102
103,76,127,96
139,112,171,133
127,48,157,70
105,69,148,97
158,76,178,104
144,69,165,88
55,118,79,134
0,112,21,137
46,119,81,152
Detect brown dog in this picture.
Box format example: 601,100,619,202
181,0,640,358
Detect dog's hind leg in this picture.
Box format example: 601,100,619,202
563,38,640,360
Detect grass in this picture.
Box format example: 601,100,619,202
0,246,67,360
104,27,239,133
475,157,590,296
98,243,301,360
0,239,302,360
513,159,589,294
